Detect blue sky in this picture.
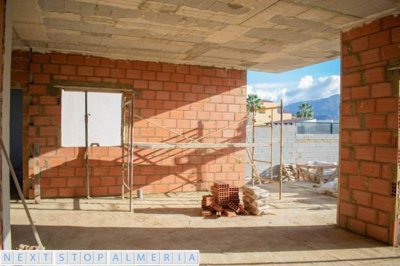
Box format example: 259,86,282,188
247,59,340,105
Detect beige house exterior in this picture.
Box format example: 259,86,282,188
254,101,293,125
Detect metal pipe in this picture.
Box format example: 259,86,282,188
270,109,274,180
85,91,90,199
279,99,283,200
121,95,125,199
251,110,255,186
129,92,135,212
0,138,44,249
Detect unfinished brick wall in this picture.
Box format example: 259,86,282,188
11,51,247,198
340,14,400,245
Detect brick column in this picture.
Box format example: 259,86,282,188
339,14,400,245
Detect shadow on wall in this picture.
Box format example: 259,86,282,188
32,120,246,198
13,51,248,198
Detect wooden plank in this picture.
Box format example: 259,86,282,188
132,142,272,149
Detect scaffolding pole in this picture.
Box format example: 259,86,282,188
279,99,283,200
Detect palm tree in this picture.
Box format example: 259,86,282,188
296,102,314,119
247,94,262,113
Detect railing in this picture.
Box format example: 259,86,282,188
296,121,339,134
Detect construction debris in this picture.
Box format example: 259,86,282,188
282,164,298,181
201,182,249,218
242,186,271,215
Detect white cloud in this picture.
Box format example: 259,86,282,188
298,75,314,89
247,75,340,105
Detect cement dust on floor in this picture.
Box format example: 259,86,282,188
11,181,400,266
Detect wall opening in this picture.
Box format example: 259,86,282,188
10,89,23,199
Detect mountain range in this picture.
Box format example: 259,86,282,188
284,94,340,120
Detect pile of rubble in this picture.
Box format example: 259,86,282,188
201,182,270,217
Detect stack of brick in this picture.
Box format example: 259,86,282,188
242,186,270,215
201,181,248,218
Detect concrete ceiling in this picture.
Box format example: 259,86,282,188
11,0,400,72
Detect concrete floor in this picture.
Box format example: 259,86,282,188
10,181,400,265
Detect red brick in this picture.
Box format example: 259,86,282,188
347,218,366,235
341,116,360,129
42,188,58,198
156,72,170,81
34,74,50,84
126,69,141,79
162,63,176,73
149,80,163,90
360,48,380,65
351,86,369,99
350,36,368,52
33,116,52,126
369,178,390,195
365,67,385,83
350,131,370,144
59,168,75,177
342,72,360,87
40,96,57,105
372,194,394,212
366,224,388,243
115,59,131,69
43,64,59,74
185,74,198,83
67,54,84,65
341,147,351,159
92,187,108,196
50,177,66,187
30,63,41,73
101,177,116,186
156,91,169,100
355,146,374,160
32,53,50,63
378,211,389,226
382,15,400,29
339,201,356,217
12,72,29,82
392,27,400,43
371,83,392,98
94,67,110,77
352,190,372,206
77,66,94,76
84,56,100,66
106,69,124,79
376,98,398,112
381,44,400,60
67,178,84,187
371,131,392,145
100,58,116,68
365,115,387,128
51,53,67,64
349,175,368,190
342,161,359,175
357,206,377,223
43,106,60,115
369,30,390,48
356,99,375,113
375,147,397,163
387,113,397,129
341,102,353,115
60,65,76,75
134,80,148,89
359,20,381,36
360,162,381,178
40,126,57,137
